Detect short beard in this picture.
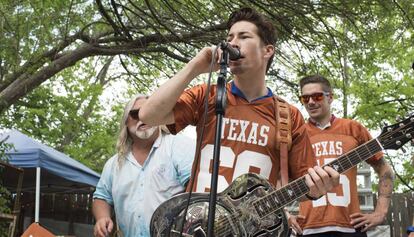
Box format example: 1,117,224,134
135,126,158,139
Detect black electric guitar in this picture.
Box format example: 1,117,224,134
150,115,414,237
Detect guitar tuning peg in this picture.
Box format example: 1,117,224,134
401,146,406,153
396,115,402,121
411,139,414,146
383,122,388,127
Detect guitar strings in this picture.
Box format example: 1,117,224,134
214,139,381,235
205,120,412,236
253,120,413,219
253,139,380,218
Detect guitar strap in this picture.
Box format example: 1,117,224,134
273,96,292,187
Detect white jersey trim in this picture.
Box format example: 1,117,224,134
303,226,356,235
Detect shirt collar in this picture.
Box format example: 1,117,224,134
230,81,273,102
126,130,163,166
152,130,162,148
309,114,336,130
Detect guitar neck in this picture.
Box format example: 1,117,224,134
253,138,383,218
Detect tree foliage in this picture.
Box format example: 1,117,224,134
0,134,12,236
0,0,413,190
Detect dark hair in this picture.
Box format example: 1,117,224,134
227,7,276,72
299,74,332,93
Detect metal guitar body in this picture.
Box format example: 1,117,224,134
150,173,289,237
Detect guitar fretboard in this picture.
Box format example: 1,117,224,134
253,138,383,218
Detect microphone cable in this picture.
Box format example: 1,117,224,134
178,43,222,236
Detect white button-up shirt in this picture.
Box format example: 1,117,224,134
93,132,195,237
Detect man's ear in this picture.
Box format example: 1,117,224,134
328,93,334,104
264,45,275,59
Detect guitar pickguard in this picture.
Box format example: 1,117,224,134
150,173,289,237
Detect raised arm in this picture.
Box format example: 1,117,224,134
140,47,219,126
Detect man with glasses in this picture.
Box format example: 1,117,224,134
92,94,195,237
288,75,394,237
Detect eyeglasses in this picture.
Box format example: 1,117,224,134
129,109,140,120
299,92,330,104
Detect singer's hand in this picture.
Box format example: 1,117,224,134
305,166,339,198
189,46,220,75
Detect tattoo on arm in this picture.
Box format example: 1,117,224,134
371,158,395,199
378,171,394,198
369,157,385,170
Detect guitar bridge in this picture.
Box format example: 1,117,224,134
170,226,206,237
170,229,195,237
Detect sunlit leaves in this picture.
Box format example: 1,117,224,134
0,0,413,190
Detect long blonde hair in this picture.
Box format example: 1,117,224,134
116,94,148,166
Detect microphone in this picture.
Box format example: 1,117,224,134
220,42,241,60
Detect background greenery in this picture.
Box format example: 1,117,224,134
0,0,412,193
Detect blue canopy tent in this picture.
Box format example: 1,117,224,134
0,129,100,223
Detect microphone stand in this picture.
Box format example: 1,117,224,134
207,45,229,237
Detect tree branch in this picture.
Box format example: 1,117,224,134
392,0,414,30
0,32,82,91
386,154,414,192
376,98,407,106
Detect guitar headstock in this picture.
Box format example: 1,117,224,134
378,114,414,150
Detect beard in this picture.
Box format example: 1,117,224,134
134,126,158,139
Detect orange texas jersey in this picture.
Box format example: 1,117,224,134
167,83,316,192
299,118,383,230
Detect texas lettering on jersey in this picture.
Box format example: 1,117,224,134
221,118,270,147
312,141,343,157
198,116,273,192
311,140,351,208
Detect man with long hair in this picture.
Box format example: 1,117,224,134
92,94,195,237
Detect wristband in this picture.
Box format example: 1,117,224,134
305,194,322,201
407,226,414,234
